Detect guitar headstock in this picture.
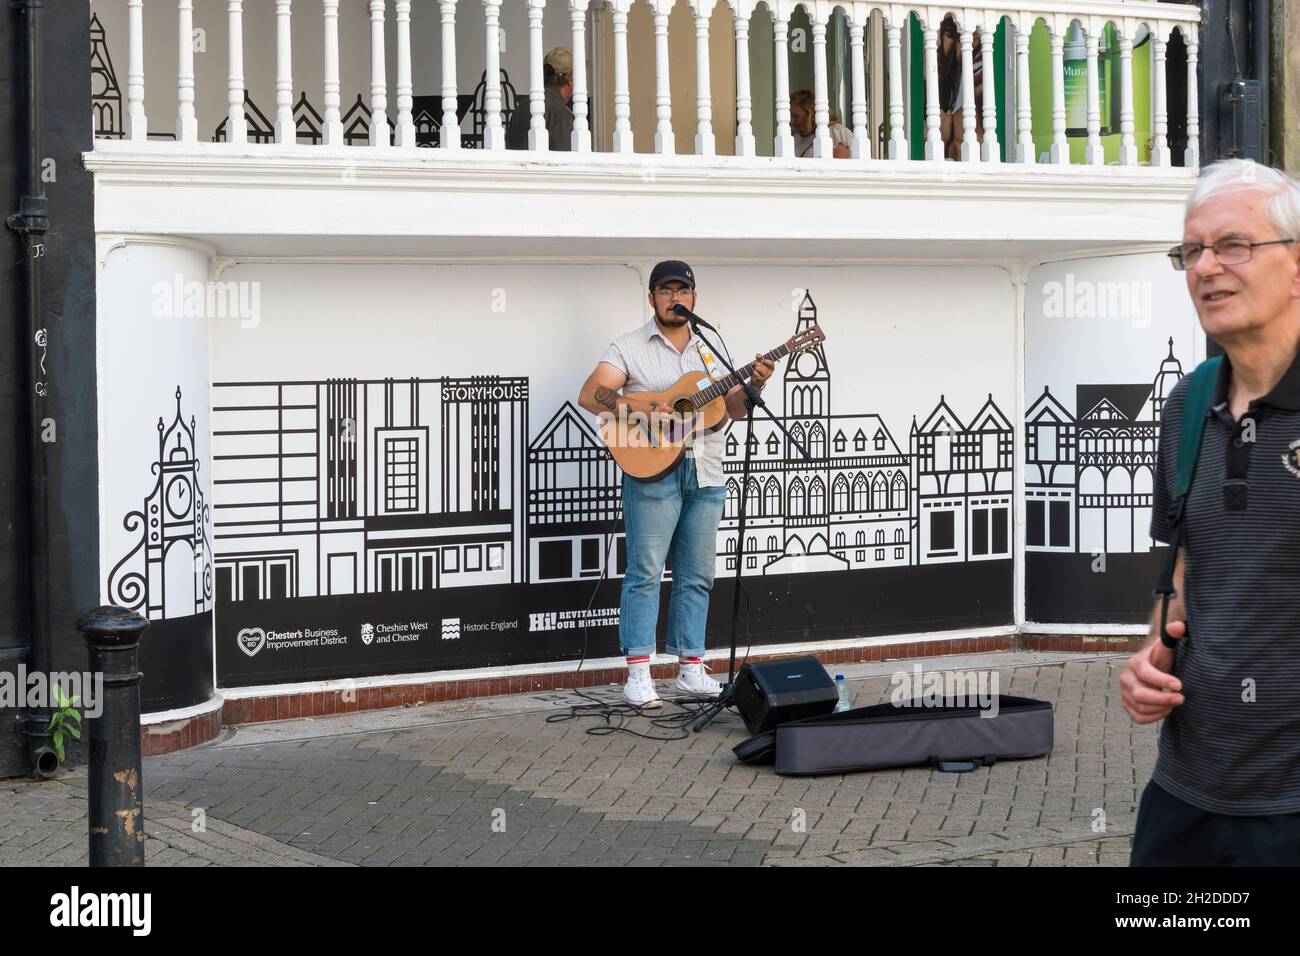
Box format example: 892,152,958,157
786,324,827,355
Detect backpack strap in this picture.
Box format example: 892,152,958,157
1153,356,1222,647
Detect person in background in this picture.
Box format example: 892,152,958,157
938,14,984,161
505,47,574,151
790,89,852,159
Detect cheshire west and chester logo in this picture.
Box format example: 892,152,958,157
1283,439,1300,478
360,623,374,645
237,627,266,657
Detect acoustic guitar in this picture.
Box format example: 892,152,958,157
601,325,826,481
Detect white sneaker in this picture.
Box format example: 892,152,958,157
622,668,663,709
675,661,722,696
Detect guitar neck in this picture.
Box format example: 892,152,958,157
693,344,792,408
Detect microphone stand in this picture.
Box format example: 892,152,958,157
681,310,810,733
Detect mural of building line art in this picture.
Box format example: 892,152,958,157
526,402,624,583
90,14,122,139
107,387,214,621
718,290,1014,575
293,93,324,146
214,92,276,144
1026,338,1184,555
209,376,527,603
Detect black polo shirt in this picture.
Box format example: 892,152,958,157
1150,344,1300,815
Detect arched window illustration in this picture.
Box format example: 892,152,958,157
875,529,885,545
809,423,826,459
788,478,806,517
808,387,823,416
894,528,905,543
935,425,952,471
725,538,735,552
871,473,888,510
832,475,850,513
746,478,762,516
790,388,805,417
747,536,756,553
765,477,782,515
855,530,866,546
809,478,826,515
767,535,778,551
1080,467,1105,495
890,472,907,510
835,532,845,548
725,480,740,518
1133,466,1154,495
852,474,869,511
789,422,805,454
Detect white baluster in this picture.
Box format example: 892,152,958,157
923,21,941,160
1185,28,1199,169
886,19,906,159
440,0,460,148
1084,28,1102,164
1151,32,1170,166
612,1,634,153
126,0,146,142
395,1,416,146
653,2,674,153
693,3,715,156
1118,27,1136,165
274,1,293,144
849,18,868,159
1015,22,1033,163
323,0,344,145
177,0,198,142
980,20,1000,163
811,15,832,158
773,13,794,157
482,0,505,149
527,0,547,150
227,0,247,144
369,1,389,147
960,24,978,162
569,0,592,151
1049,27,1067,163
734,6,755,156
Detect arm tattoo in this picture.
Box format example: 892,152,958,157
594,386,620,411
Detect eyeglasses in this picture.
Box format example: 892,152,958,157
1168,237,1296,271
653,287,695,300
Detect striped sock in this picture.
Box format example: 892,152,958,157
626,655,650,668
680,656,702,666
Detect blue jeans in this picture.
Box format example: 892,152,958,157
619,456,725,658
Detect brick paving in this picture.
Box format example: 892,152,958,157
0,651,1155,866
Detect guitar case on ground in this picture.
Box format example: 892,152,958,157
733,695,1054,776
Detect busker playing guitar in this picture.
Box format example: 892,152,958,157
578,260,775,708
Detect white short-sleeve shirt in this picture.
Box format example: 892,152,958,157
599,319,729,487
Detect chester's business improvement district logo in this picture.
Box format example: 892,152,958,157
1283,439,1300,478
234,626,345,657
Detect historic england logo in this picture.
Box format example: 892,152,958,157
360,623,374,646
1283,439,1300,478
237,627,266,657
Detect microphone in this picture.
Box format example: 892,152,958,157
672,303,718,333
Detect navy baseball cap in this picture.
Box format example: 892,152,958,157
648,260,695,290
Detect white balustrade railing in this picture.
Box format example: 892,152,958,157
97,0,1202,172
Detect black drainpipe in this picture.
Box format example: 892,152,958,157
5,0,56,778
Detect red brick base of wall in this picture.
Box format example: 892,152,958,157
146,630,1144,757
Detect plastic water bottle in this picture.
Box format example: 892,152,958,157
834,675,850,713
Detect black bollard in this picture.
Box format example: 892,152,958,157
78,606,148,867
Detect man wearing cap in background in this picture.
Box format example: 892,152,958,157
578,262,775,708
505,47,574,151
